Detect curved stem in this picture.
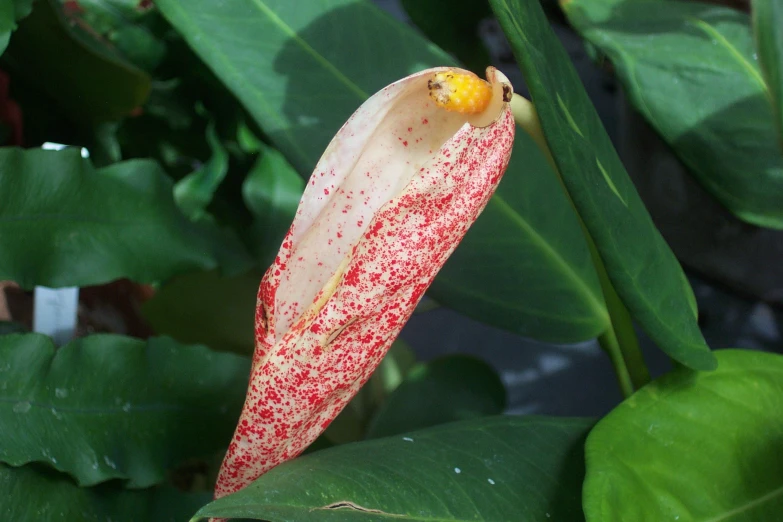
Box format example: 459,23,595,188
511,94,650,396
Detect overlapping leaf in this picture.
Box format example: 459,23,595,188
490,0,715,369
563,0,783,228
0,333,249,488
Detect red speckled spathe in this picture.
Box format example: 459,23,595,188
214,67,515,499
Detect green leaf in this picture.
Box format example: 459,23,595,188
192,416,592,521
74,0,168,71
154,0,608,343
0,464,212,522
0,0,33,57
584,349,783,521
142,269,261,355
366,355,506,439
0,1,14,57
754,0,783,150
5,0,150,123
0,147,252,289
490,0,716,370
0,333,249,488
175,118,230,220
242,141,305,267
562,0,783,229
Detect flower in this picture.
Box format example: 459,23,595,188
214,66,515,499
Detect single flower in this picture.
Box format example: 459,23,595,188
215,66,515,499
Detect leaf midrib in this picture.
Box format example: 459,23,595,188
705,484,783,521
491,186,608,324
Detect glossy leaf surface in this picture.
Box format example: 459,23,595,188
584,349,783,521
154,0,608,342
193,416,591,521
563,0,783,228
0,333,249,488
0,148,251,289
491,0,715,369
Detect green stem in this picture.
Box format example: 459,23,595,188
510,94,651,396
598,327,634,399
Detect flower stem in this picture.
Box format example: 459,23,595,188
510,94,650,396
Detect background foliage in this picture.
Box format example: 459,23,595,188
0,0,781,520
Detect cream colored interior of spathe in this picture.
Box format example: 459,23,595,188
273,68,511,342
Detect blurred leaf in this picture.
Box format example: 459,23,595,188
366,355,506,439
584,349,783,521
0,321,26,334
0,463,211,521
324,340,417,444
155,0,608,343
754,0,783,150
175,118,229,220
400,0,491,74
0,0,33,57
0,148,252,289
75,0,168,71
12,0,34,20
563,0,783,229
5,0,150,123
0,333,249,488
192,416,591,522
0,2,14,57
242,141,304,267
491,0,716,370
142,269,261,355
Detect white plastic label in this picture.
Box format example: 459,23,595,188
33,287,80,346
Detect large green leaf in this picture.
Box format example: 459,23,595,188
192,415,592,521
366,355,506,439
0,464,211,521
754,0,783,150
584,349,783,521
0,147,251,289
0,333,249,488
5,0,150,123
490,0,715,370
154,0,608,343
563,0,783,228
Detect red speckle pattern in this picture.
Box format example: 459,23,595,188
213,69,515,500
